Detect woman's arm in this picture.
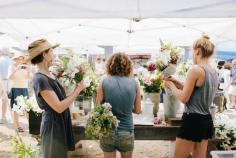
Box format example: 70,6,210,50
133,85,141,114
96,82,103,104
164,67,200,104
40,81,86,113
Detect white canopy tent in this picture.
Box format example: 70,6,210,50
0,0,236,18
0,18,236,51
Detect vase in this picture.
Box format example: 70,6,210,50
146,93,160,117
82,97,93,115
209,104,217,122
163,94,180,120
163,64,177,95
28,110,42,135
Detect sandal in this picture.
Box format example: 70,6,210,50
17,127,24,132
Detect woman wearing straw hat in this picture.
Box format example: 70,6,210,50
8,52,31,132
27,39,87,158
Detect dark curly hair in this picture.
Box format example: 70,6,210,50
106,53,133,77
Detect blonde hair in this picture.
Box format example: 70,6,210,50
193,34,215,58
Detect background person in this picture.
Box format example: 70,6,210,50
0,53,12,124
228,59,236,109
8,53,30,131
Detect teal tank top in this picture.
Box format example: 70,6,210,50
102,76,137,131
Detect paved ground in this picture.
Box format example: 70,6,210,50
0,117,171,158
0,101,171,158
3,100,235,158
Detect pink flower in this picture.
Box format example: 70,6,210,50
103,103,112,110
153,118,161,125
143,77,151,86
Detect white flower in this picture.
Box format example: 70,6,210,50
83,76,92,87
103,103,112,110
157,52,170,66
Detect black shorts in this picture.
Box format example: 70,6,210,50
9,88,29,109
177,113,213,142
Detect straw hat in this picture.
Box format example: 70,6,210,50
26,39,59,62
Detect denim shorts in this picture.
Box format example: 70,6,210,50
99,130,134,152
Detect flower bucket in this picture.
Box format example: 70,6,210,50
163,94,180,120
83,97,93,115
146,93,160,117
28,110,42,135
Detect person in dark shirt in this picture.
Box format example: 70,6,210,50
27,39,87,158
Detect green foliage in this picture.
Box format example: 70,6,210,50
216,125,236,150
85,104,117,139
11,134,36,158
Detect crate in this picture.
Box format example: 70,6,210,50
211,150,236,158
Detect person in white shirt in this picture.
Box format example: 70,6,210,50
95,57,105,75
0,54,12,124
8,53,31,132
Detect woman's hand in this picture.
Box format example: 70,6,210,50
75,80,87,95
164,80,176,90
163,76,184,89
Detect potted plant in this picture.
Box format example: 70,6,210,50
215,113,236,150
13,96,43,135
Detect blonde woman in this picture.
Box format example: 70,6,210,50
8,53,31,132
164,35,218,158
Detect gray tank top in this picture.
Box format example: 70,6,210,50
102,76,137,131
185,66,218,115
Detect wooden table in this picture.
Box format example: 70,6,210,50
73,124,179,142
73,124,217,158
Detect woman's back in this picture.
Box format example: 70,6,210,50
102,76,137,131
185,66,218,114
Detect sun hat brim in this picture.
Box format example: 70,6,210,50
26,42,59,63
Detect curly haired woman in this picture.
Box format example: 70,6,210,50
96,53,141,158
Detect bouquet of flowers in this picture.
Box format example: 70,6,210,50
177,61,193,76
50,52,87,89
50,52,97,95
156,40,181,72
85,103,118,139
79,70,98,98
139,73,164,93
12,95,43,114
215,113,236,150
